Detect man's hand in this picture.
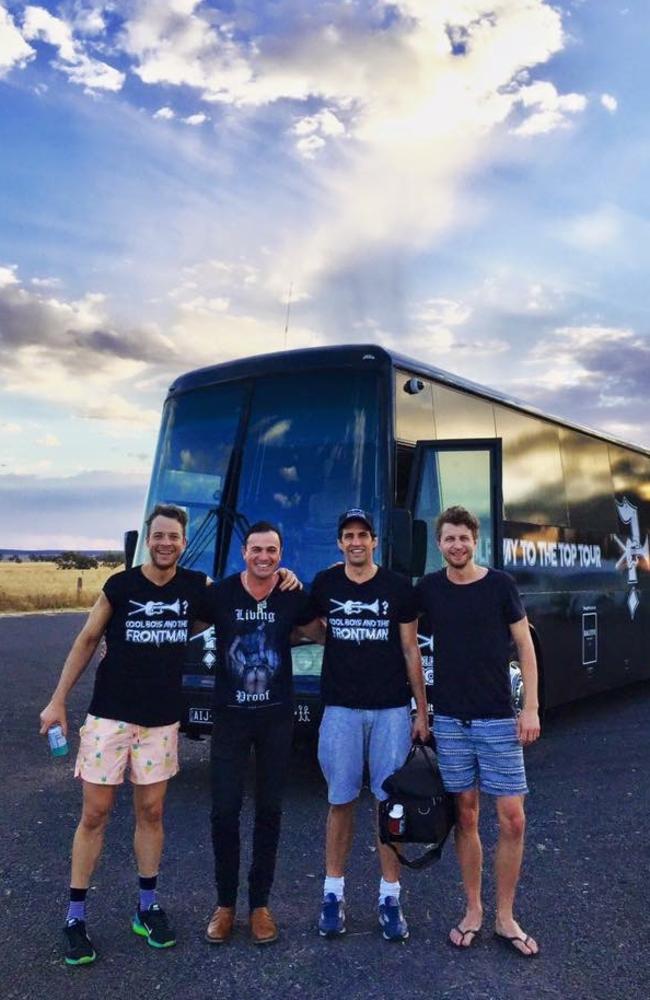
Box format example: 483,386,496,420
411,710,430,743
39,699,67,737
517,707,540,745
278,568,302,591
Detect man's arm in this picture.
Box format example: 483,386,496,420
39,592,113,738
278,568,301,591
291,618,327,645
510,616,541,745
399,620,429,742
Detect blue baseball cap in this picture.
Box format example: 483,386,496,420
337,508,375,537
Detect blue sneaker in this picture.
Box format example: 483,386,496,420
378,896,409,942
318,893,346,937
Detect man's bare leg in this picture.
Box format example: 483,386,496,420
133,780,168,876
325,801,356,876
449,789,483,947
375,801,400,882
494,794,538,955
70,781,116,887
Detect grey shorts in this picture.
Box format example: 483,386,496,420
318,705,412,805
433,715,528,797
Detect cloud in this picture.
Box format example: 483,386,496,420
514,324,650,446
183,112,208,125
510,81,587,136
37,433,61,447
0,265,175,421
558,204,624,251
22,4,124,92
0,3,35,77
291,108,346,157
30,276,62,289
601,93,618,113
0,470,149,548
5,2,587,298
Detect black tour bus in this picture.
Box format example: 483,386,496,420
129,344,650,736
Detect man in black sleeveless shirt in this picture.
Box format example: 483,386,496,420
415,506,541,957
40,504,208,966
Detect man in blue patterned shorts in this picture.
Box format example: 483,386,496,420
415,506,541,958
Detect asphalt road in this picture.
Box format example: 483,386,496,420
1,612,649,1000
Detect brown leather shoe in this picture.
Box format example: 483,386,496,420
205,906,235,944
250,907,279,945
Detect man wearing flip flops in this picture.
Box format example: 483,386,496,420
416,506,541,958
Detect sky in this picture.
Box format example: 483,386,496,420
1,0,649,549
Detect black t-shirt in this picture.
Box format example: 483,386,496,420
415,568,525,720
88,566,208,727
201,574,316,712
310,564,418,709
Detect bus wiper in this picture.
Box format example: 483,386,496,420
180,504,251,570
181,507,218,569
215,504,251,543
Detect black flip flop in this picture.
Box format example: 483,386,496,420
495,931,539,958
449,925,481,948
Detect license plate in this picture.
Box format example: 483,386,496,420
188,707,213,724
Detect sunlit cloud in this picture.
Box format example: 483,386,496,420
0,3,35,76
22,4,124,92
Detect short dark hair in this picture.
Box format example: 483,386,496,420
243,521,283,549
435,505,480,541
145,504,188,538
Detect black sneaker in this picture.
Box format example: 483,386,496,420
132,904,176,948
63,919,96,966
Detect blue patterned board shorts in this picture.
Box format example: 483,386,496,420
318,705,413,805
432,715,528,797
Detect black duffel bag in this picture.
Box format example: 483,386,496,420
378,742,455,870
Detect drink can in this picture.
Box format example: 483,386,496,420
388,802,405,837
48,724,69,757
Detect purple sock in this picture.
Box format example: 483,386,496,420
139,874,158,912
66,888,87,924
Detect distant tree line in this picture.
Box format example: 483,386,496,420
0,551,124,568
55,551,124,570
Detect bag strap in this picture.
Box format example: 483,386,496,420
410,739,441,779
385,841,443,870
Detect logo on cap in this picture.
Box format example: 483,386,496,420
337,508,375,536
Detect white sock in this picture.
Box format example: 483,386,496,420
379,878,400,904
324,876,345,901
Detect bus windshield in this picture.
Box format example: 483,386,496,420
138,381,247,575
141,367,383,582
223,368,383,582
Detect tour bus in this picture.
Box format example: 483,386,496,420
129,344,650,737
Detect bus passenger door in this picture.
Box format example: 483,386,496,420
406,439,504,719
406,438,503,575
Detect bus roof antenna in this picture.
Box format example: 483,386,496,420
284,282,292,348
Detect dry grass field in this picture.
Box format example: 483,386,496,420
0,562,123,613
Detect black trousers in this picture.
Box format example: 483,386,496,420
210,708,294,910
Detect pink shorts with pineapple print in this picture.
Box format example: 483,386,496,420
74,715,180,786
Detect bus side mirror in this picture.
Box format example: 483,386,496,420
411,519,427,579
389,508,413,576
124,529,138,570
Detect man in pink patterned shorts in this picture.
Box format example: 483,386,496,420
40,504,209,966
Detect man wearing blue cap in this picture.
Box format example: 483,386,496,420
310,509,429,942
